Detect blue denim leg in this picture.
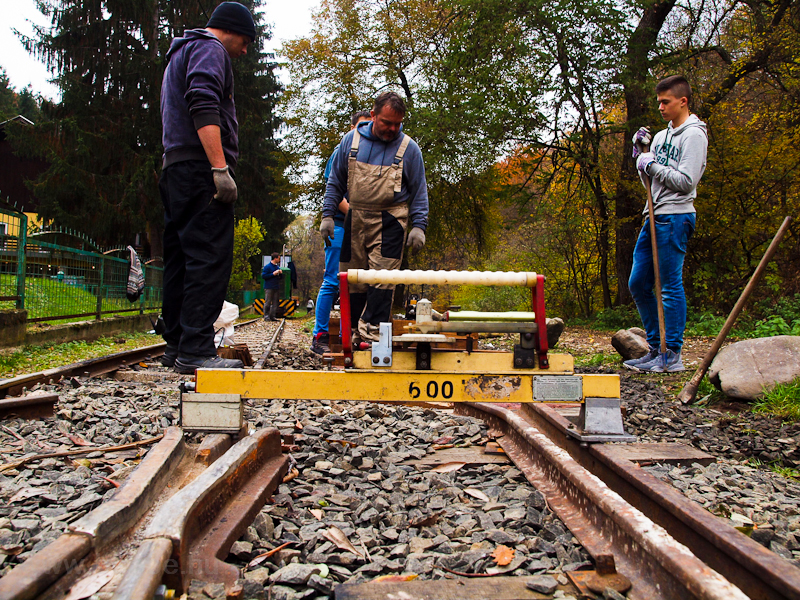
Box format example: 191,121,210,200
313,223,344,337
628,213,695,352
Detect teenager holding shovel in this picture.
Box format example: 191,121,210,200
625,75,708,373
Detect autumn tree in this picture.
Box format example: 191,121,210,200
11,0,290,256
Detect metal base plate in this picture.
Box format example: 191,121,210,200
565,427,637,443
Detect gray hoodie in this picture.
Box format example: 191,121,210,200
641,114,708,215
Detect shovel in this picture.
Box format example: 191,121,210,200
677,216,793,404
642,170,669,370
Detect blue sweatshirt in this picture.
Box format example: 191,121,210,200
161,29,239,171
323,121,428,230
262,262,282,290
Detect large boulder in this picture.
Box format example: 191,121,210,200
612,328,649,360
546,318,565,348
708,336,800,400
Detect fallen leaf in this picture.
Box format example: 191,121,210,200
282,468,299,483
99,476,121,488
73,459,92,468
433,436,455,445
0,545,24,556
429,461,466,473
64,570,114,600
325,438,357,448
410,511,444,528
295,420,304,430
66,433,94,447
247,541,294,569
9,487,47,503
432,444,454,450
372,574,419,583
309,509,324,520
138,362,148,368
463,488,490,503
491,545,515,566
322,526,364,558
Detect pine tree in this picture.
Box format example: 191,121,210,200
11,0,290,256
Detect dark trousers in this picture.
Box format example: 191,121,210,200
264,288,279,319
159,161,234,358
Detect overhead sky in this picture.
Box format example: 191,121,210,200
1,0,318,101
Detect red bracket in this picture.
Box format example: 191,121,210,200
533,274,549,368
338,272,353,366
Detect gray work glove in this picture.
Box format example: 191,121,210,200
319,217,335,243
211,165,237,203
631,127,652,159
406,227,426,251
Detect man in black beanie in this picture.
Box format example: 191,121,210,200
158,2,256,373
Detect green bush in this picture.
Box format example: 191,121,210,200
685,312,727,336
752,379,800,421
451,285,531,313
591,305,640,330
750,315,800,338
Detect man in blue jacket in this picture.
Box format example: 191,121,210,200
158,2,255,373
319,92,428,344
261,252,282,321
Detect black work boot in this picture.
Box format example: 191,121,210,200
311,333,330,356
174,354,244,374
160,345,178,367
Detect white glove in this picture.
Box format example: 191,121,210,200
406,227,426,251
319,217,335,242
631,127,652,159
636,151,655,175
211,165,237,203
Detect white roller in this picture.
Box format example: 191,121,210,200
347,269,538,287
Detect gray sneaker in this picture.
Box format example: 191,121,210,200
174,354,244,374
623,348,658,370
636,349,685,373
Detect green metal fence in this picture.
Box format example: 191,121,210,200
0,210,162,323
0,208,27,309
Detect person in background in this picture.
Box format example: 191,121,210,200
262,252,282,322
311,111,372,355
320,92,428,345
159,1,255,374
626,75,708,373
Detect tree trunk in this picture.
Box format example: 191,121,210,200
613,0,676,304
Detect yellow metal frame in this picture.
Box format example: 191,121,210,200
195,369,619,403
352,350,574,373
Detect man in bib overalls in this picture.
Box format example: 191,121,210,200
320,92,428,344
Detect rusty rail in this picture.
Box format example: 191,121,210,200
456,403,748,600
522,402,800,600
0,392,58,419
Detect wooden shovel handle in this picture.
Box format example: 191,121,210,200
678,215,794,403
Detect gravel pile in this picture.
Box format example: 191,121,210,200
3,320,800,596
225,398,589,600
644,460,800,565
615,371,800,467
0,378,180,576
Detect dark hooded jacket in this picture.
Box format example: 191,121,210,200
160,29,239,171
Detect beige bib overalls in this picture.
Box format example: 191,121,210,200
340,130,411,342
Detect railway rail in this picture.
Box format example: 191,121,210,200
0,311,799,599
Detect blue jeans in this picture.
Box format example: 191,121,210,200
313,223,344,337
629,213,695,352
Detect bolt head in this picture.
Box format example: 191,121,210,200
383,356,390,364
420,361,428,368
373,357,380,364
515,358,522,366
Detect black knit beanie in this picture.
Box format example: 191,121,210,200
206,2,256,42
